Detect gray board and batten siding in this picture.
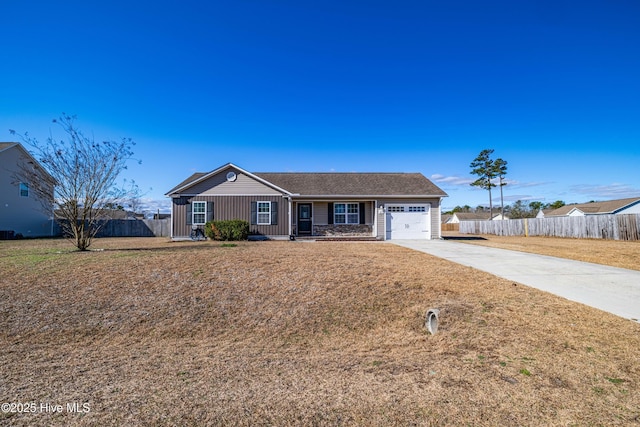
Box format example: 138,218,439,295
168,166,289,238
172,195,288,238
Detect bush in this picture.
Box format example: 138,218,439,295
205,220,249,241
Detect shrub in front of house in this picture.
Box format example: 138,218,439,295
205,220,249,241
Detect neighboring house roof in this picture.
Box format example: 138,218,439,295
453,212,490,221
546,197,640,216
441,214,453,223
0,142,18,152
0,142,56,184
166,162,448,198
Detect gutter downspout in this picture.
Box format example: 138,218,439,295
50,200,55,237
170,197,174,239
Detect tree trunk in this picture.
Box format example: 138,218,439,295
488,185,493,220
500,178,505,219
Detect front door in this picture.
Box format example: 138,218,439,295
298,203,312,235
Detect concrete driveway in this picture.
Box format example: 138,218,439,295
392,239,640,323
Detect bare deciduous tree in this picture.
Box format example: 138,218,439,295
10,114,139,250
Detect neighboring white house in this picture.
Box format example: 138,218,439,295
447,212,507,223
0,142,54,238
545,197,640,217
536,209,554,218
490,213,510,221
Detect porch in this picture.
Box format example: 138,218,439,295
292,200,378,239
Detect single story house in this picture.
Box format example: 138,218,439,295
0,142,55,238
165,163,448,240
545,197,640,217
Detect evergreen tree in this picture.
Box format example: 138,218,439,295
470,149,498,219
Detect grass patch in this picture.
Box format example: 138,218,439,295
1,237,639,425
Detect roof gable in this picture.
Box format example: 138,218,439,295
0,142,56,184
165,163,291,196
0,142,18,153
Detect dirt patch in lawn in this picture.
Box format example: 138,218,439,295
1,238,639,426
444,232,640,271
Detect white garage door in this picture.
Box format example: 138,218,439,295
385,204,431,240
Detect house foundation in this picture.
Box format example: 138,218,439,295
312,224,372,237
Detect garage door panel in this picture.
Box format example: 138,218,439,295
386,204,431,240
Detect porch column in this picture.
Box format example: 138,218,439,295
372,200,377,237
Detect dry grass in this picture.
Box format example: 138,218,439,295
1,237,639,426
444,232,640,271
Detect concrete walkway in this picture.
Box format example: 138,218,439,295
392,239,640,323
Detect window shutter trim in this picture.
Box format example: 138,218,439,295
359,202,365,224
250,201,257,225
186,202,192,226
271,201,278,225
206,201,214,222
328,202,333,225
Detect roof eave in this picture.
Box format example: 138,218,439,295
4,143,57,185
291,194,448,199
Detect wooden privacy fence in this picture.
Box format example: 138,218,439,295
52,219,171,237
441,223,459,232
459,214,640,241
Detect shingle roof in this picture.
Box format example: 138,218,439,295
253,172,447,196
0,142,17,152
165,172,208,195
454,212,491,221
166,164,448,198
546,197,640,216
0,142,56,183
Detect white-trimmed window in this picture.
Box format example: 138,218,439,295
192,201,206,225
19,182,29,197
335,203,359,224
257,201,271,225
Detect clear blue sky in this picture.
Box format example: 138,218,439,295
2,0,639,213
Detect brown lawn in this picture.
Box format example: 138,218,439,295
1,237,639,426
443,231,640,271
